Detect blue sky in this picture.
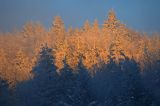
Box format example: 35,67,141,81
0,0,160,33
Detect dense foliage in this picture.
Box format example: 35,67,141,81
0,10,160,106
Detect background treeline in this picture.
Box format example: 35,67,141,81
0,10,160,106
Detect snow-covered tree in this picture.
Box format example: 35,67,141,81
33,44,56,76
50,16,65,45
15,45,57,106
89,58,152,105
83,20,91,32
13,49,32,83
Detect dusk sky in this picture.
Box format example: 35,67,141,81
0,0,160,33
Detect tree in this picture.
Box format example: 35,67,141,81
22,22,45,39
109,36,125,64
15,44,57,106
83,48,99,73
33,44,56,76
103,9,120,30
13,49,32,83
0,49,8,81
91,19,100,49
92,19,99,33
83,20,91,32
120,58,152,105
89,58,152,106
54,40,68,71
50,16,65,45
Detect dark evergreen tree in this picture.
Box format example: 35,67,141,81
15,45,58,106
33,44,56,76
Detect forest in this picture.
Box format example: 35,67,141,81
0,10,160,106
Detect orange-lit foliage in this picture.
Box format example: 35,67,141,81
13,49,32,82
0,10,160,86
